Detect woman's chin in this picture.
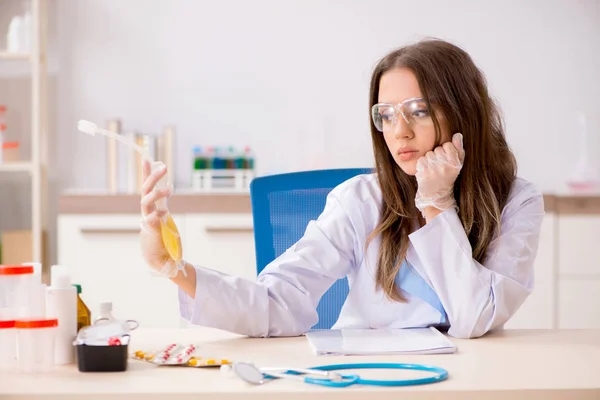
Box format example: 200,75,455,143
397,160,417,176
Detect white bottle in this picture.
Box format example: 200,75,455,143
567,111,600,190
21,12,32,53
22,262,46,318
94,301,116,323
6,16,23,53
46,265,77,365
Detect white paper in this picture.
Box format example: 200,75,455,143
305,327,457,356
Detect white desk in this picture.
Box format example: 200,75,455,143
1,328,599,399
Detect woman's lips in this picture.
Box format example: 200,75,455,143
398,150,419,161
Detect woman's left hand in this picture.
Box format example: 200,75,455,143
415,133,465,215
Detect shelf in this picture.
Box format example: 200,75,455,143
0,162,33,172
0,52,31,61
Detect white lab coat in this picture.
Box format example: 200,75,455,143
179,174,545,339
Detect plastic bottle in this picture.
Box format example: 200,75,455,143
21,12,32,53
22,262,46,318
193,146,203,170
192,146,203,190
234,146,245,169
567,112,600,190
94,301,116,323
212,147,225,169
0,105,6,164
6,16,23,53
226,146,237,169
205,146,214,169
45,265,77,365
244,146,255,170
72,284,91,332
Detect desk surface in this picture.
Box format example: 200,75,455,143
1,328,599,400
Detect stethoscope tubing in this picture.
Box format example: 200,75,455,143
299,362,449,387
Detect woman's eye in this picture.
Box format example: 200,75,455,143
380,109,395,122
411,109,430,118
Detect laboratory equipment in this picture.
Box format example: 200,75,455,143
191,145,255,191
567,111,599,190
157,125,175,188
225,361,448,387
75,340,129,373
6,16,23,53
77,120,186,277
106,119,120,194
15,318,58,373
72,317,133,372
46,265,77,364
73,284,91,332
22,262,46,318
0,320,17,371
0,265,34,319
73,318,137,346
2,142,20,162
94,301,116,324
0,105,5,164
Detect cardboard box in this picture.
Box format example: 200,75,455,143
0,230,47,268
1,230,33,265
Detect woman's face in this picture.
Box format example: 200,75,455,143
375,67,451,175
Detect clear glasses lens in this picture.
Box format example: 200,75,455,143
371,99,433,132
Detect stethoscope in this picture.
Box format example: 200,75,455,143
222,361,448,388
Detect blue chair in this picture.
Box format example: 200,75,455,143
250,168,372,329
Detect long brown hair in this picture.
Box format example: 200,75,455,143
368,39,517,301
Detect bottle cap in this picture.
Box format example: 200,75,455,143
0,265,34,275
99,301,113,313
0,320,16,329
72,284,82,294
15,319,58,329
50,265,71,289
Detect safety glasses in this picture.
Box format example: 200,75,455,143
371,97,434,132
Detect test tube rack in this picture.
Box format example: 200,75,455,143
191,169,255,192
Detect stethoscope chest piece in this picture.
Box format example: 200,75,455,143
231,362,268,385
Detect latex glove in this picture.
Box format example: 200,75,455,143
415,133,465,214
140,160,178,278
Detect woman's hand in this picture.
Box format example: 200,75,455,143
139,160,178,278
415,133,465,218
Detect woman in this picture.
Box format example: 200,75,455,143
139,38,544,339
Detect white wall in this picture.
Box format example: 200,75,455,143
1,0,599,264
50,0,600,192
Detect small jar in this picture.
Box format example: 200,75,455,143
0,320,17,371
0,265,34,319
15,318,58,373
2,141,20,162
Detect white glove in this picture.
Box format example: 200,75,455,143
415,133,465,215
140,160,178,278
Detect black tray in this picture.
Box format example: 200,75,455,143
75,344,128,372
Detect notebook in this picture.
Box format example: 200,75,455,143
305,327,457,356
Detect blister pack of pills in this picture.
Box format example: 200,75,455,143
131,343,231,368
